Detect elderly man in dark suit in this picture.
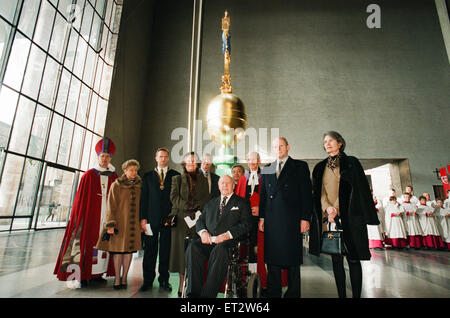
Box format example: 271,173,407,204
258,137,313,298
185,175,251,298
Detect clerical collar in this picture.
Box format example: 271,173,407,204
95,163,116,173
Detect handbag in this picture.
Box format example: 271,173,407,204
320,217,347,255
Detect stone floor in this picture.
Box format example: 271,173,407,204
0,229,448,298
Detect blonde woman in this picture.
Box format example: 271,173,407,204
96,159,142,289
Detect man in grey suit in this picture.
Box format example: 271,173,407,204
185,175,251,298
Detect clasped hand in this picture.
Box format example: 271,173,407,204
201,231,230,245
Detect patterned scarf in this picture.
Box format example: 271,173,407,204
326,153,341,171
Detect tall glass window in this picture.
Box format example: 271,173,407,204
0,0,123,232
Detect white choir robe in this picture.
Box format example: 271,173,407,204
435,207,450,249
444,198,450,210
367,204,385,248
399,195,419,206
401,202,423,248
384,204,408,248
382,196,400,209
416,204,445,249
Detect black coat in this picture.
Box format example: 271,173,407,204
196,194,251,242
259,157,313,266
139,168,180,233
309,152,379,260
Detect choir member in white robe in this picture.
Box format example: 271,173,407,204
401,193,423,249
444,191,450,209
417,196,445,249
382,189,400,208
434,199,450,250
384,197,408,248
367,196,385,250
421,192,436,208
399,186,419,206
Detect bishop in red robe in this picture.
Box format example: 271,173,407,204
54,138,118,287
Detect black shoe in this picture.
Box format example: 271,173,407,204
139,283,152,292
159,281,172,292
80,280,89,288
113,284,122,290
91,276,107,283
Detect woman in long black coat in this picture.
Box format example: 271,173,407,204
309,131,379,298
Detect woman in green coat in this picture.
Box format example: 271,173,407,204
169,152,210,296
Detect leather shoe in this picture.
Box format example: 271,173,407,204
159,281,172,292
139,283,152,292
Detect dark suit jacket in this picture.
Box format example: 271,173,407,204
259,156,313,266
196,194,251,242
139,168,180,233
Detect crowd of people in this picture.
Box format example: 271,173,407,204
53,134,449,299
368,187,450,251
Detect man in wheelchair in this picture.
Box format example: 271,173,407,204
185,175,251,298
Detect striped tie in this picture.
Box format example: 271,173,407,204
219,196,228,217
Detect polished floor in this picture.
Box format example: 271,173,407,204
0,229,448,298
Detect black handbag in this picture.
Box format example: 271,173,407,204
320,217,347,255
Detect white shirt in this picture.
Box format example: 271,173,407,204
276,156,289,177
198,193,234,239
157,166,168,178
249,170,259,195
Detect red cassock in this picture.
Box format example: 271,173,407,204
235,174,288,289
54,169,117,281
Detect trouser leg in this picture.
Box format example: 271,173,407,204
331,254,346,298
158,227,171,283
347,258,362,298
201,243,231,298
142,234,158,285
267,264,282,298
284,265,301,298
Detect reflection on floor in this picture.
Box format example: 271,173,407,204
0,229,448,298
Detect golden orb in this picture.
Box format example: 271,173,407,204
206,93,247,146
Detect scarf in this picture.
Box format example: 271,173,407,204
326,153,341,171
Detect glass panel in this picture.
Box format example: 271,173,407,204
104,0,113,28
99,62,112,99
80,2,93,42
3,32,31,90
0,85,19,149
18,0,41,39
36,166,75,229
54,68,70,113
8,96,36,155
90,12,102,50
49,12,70,63
71,0,85,32
80,130,92,171
22,45,46,100
93,57,103,93
34,0,56,51
83,46,96,87
65,75,80,120
94,98,106,135
0,0,19,23
57,119,74,166
76,83,90,125
14,159,43,216
68,124,84,169
58,0,73,20
0,19,12,70
64,29,78,71
39,55,59,107
73,36,87,79
45,113,63,162
28,105,51,158
96,0,106,17
87,92,98,130
0,154,24,219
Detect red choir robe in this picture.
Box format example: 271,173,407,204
235,173,288,289
54,168,117,281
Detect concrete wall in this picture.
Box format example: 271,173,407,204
105,0,449,197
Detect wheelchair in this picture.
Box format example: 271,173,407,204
182,234,261,298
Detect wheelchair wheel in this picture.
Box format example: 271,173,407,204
246,273,261,298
